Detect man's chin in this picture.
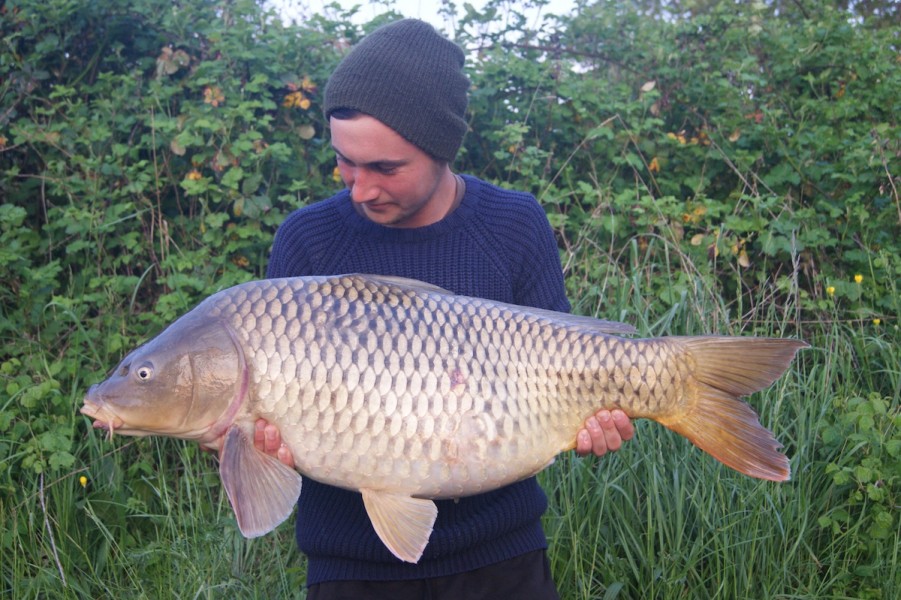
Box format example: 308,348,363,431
360,205,408,227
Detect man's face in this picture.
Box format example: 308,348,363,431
330,114,451,228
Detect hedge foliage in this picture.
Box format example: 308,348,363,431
1,0,898,597
2,0,898,335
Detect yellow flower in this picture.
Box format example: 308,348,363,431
649,157,660,173
282,91,299,107
873,318,881,326
332,166,342,183
283,91,311,110
681,205,707,225
79,476,87,488
826,286,835,296
854,274,863,284
185,169,202,181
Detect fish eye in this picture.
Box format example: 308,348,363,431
135,364,154,381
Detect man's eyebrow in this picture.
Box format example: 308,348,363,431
333,146,408,169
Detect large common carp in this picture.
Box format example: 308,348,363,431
81,274,806,563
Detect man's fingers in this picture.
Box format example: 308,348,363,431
253,418,294,468
575,429,592,456
595,410,622,452
264,423,281,454
277,444,295,469
575,409,636,458
253,419,267,451
611,409,635,441
582,413,610,457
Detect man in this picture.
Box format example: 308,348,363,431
256,19,634,599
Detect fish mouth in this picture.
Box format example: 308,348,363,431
81,386,126,437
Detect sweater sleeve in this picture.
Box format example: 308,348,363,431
267,212,312,278
266,194,349,279
512,198,570,313
476,184,570,313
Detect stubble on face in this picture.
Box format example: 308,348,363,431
330,115,457,229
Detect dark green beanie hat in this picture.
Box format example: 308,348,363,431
323,19,469,162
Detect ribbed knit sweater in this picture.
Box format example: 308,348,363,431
266,174,570,585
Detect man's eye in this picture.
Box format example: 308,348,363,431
373,163,401,175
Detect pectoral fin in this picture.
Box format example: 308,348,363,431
219,425,303,538
360,489,437,563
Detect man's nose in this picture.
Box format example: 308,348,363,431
349,170,378,203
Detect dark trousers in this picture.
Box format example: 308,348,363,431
306,549,561,600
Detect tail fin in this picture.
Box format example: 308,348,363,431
660,336,807,482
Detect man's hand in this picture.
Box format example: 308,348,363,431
575,409,634,457
254,418,295,468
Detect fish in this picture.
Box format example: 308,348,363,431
81,274,807,563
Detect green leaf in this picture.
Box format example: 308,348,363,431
221,166,245,190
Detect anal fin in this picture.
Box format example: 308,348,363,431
220,425,303,537
361,489,437,563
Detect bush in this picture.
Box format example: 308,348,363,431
456,0,899,327
1,1,897,597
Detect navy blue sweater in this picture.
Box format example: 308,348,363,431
267,174,570,584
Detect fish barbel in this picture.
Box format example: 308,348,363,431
81,274,806,563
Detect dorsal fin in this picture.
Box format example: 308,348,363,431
352,274,636,336
356,274,453,295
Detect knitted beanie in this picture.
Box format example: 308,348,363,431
323,19,469,162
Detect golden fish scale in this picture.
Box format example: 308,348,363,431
206,276,688,499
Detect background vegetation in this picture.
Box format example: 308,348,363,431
1,0,898,597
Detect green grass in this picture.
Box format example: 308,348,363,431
2,438,306,598
544,236,900,599
2,252,898,599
